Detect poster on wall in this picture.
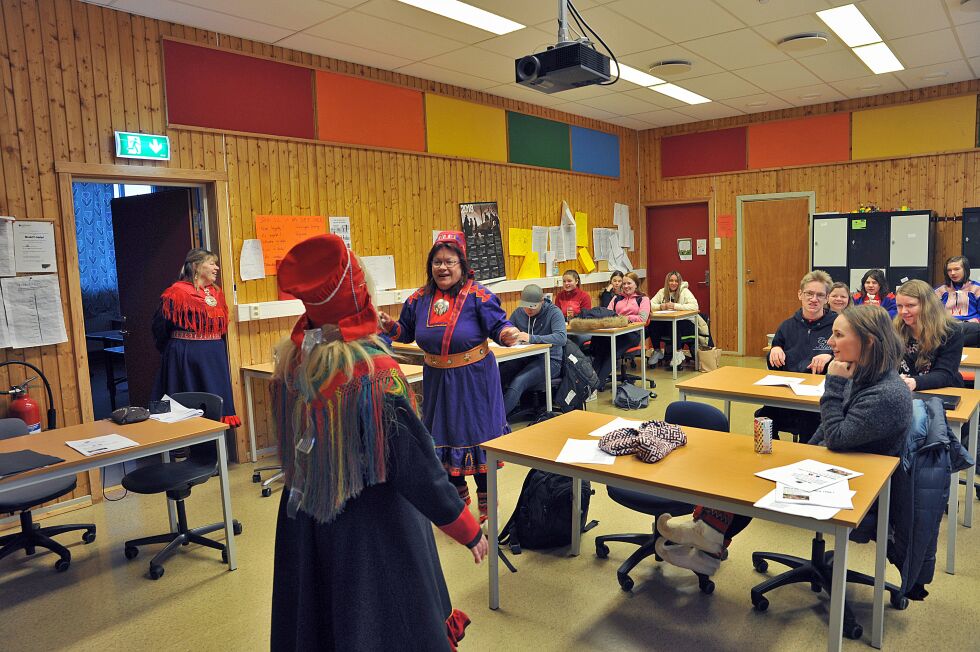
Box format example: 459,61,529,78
677,238,693,261
459,201,506,283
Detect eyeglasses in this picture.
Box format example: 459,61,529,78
432,259,460,268
802,291,827,300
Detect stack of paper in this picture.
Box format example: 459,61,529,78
555,438,616,465
753,374,805,387
587,417,644,438
66,434,139,457
149,394,204,423
790,381,825,397
753,459,862,519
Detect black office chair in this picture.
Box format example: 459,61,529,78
594,401,729,593
507,375,563,424
0,418,96,571
121,392,242,580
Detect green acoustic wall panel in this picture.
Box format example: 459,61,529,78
507,112,571,170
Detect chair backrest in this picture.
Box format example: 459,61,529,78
170,392,224,463
664,401,729,433
0,417,29,441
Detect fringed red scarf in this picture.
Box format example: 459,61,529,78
159,281,228,338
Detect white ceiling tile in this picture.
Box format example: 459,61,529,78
177,0,348,31
679,72,764,99
770,83,848,107
305,11,466,59
544,84,612,101
722,92,795,113
627,108,699,127
577,92,662,115
829,73,908,99
605,115,651,130
735,59,823,92
684,29,789,69
751,14,847,58
857,0,951,39
472,0,601,28
354,0,499,43
889,29,965,68
893,60,978,89
713,0,832,26
971,57,980,77
395,61,500,90
276,32,414,69
571,6,671,56
673,102,746,121
619,45,725,81
80,0,117,6
323,0,372,7
621,87,685,109
551,102,620,121
797,48,875,82
955,21,980,57
113,0,293,42
423,46,516,83
604,0,745,42
472,27,557,59
484,83,569,107
945,0,980,25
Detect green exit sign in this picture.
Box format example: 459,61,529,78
114,131,171,161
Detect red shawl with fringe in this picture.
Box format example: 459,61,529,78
159,280,228,338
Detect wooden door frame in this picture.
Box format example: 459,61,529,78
644,196,715,325
736,192,816,356
55,163,244,482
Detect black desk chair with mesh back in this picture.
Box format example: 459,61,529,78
121,392,242,580
0,418,96,571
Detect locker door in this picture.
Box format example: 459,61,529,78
964,208,980,269
812,216,847,281
890,213,930,267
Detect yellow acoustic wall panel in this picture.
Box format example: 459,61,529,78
852,95,977,160
425,94,508,162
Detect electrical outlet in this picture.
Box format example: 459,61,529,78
249,305,261,320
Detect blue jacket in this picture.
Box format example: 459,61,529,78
508,299,566,369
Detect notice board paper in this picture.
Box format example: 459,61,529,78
254,215,325,275
531,226,548,263
1,275,68,348
239,239,266,281
0,217,15,277
14,221,57,273
360,255,397,290
328,216,352,249
509,228,531,256
574,212,588,247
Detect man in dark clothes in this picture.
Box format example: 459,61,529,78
499,284,566,416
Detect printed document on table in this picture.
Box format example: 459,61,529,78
1,275,68,348
774,482,855,509
754,374,806,387
149,394,204,423
791,381,825,397
756,459,862,492
65,434,139,457
754,488,841,520
588,417,645,438
555,439,616,465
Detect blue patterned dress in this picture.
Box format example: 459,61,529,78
389,280,512,476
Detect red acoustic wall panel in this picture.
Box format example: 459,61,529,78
661,127,747,177
316,71,425,151
748,113,850,169
163,40,315,139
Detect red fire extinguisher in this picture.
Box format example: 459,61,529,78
7,376,42,432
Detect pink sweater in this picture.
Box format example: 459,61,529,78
607,292,650,323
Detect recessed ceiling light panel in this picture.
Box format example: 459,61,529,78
650,83,710,105
853,42,904,74
395,0,524,35
817,4,881,47
612,62,665,87
777,32,830,53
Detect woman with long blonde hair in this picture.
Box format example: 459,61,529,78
894,279,964,391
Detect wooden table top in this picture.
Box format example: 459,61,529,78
961,347,980,367
569,322,647,335
482,411,898,529
648,309,699,319
391,341,552,361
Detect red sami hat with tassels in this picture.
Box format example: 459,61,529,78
433,230,467,258
278,234,378,344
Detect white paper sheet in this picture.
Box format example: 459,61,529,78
0,217,16,277
754,488,841,520
0,285,10,349
548,226,564,262
545,251,558,276
555,438,616,465
65,434,140,456
14,221,57,273
560,202,577,260
1,275,68,348
239,239,266,281
607,233,633,273
328,216,352,248
531,226,548,263
754,374,806,387
587,417,645,438
791,381,825,397
756,459,862,492
774,482,855,509
149,394,205,423
360,255,397,290
963,354,968,361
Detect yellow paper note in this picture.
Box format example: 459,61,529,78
575,211,588,247
508,228,531,256
577,247,596,272
516,254,540,279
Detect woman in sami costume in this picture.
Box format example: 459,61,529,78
270,234,487,651
380,231,520,523
151,247,239,427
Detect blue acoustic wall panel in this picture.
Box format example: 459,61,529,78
570,126,620,177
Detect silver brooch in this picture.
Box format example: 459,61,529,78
433,298,450,315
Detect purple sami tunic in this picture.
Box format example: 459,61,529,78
390,280,512,476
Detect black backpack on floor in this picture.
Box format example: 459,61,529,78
555,340,599,413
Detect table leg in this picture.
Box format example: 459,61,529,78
965,408,977,527
671,319,679,380
691,316,699,372
723,400,731,421
570,475,581,557
488,451,500,610
161,451,177,533
216,434,237,571
104,350,116,411
640,327,647,388
244,371,258,464
827,526,849,652
609,336,617,396
871,477,890,649
947,470,958,574
544,352,552,412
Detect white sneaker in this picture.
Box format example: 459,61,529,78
656,513,725,555
670,350,686,367
655,539,721,576
587,390,598,402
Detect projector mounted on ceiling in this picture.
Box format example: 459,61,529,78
515,1,613,94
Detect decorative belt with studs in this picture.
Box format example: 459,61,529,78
171,331,222,341
423,340,490,369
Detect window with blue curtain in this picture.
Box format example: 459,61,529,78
72,182,121,332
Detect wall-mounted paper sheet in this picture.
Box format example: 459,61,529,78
575,212,588,247
239,239,266,281
531,226,548,263
509,228,531,256
545,251,558,276
548,226,564,262
14,221,57,273
254,215,325,275
517,254,540,279
360,255,397,290
1,275,68,348
0,217,16,277
577,247,596,272
328,216,352,249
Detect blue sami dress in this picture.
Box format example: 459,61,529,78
390,279,512,476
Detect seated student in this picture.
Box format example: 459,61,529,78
828,281,853,314
895,279,964,391
647,271,699,367
934,255,980,347
591,272,649,392
656,304,912,575
757,270,836,442
853,269,897,317
499,284,566,416
554,269,592,321
598,270,624,308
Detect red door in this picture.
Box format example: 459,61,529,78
645,203,710,317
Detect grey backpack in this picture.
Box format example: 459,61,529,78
614,383,650,410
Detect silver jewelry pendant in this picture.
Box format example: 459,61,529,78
433,298,450,315
204,295,218,307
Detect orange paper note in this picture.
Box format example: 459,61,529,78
254,215,326,275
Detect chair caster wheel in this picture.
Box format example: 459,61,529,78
252,472,261,483
221,550,228,563
890,594,909,610
843,622,862,640
753,559,768,573
54,558,70,572
595,542,609,559
618,576,634,592
752,595,769,612
698,576,714,594
233,521,243,536
124,546,139,560
262,487,272,497
82,529,96,544
149,564,164,580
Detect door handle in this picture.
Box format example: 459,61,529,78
746,279,755,284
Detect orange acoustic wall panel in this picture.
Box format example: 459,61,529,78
748,113,851,169
316,71,425,151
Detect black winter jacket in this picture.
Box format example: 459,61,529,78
770,309,837,373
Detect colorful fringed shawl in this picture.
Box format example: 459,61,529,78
271,345,417,524
159,281,228,338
